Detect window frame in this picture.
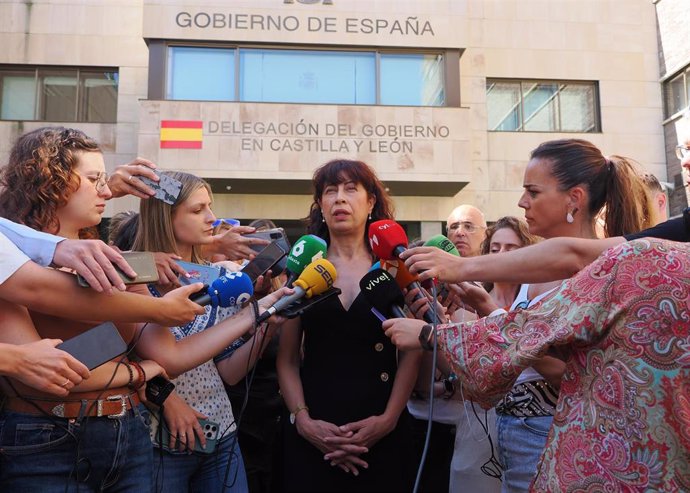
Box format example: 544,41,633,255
152,41,458,108
0,65,118,123
486,78,601,133
663,65,690,119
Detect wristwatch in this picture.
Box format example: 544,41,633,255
289,404,309,425
418,324,434,351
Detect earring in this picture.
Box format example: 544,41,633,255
321,210,326,223
368,212,372,221
566,211,574,224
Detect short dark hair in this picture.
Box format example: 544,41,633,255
305,159,394,248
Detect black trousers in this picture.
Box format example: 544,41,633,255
409,417,456,493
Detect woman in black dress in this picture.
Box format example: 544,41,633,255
277,159,419,492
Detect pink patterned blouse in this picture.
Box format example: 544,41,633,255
437,238,690,492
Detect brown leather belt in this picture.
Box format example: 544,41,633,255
4,390,140,419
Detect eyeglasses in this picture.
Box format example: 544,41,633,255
447,221,485,234
676,145,690,160
82,172,109,193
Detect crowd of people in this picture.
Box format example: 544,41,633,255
0,124,688,493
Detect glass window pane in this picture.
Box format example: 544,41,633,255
522,82,559,131
80,71,118,122
380,54,444,106
39,70,77,121
487,81,521,131
686,68,690,111
0,70,36,120
167,47,234,101
559,83,597,132
666,74,685,116
239,49,375,104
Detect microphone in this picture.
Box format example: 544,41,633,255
359,268,407,319
422,234,461,294
424,234,460,256
285,235,328,287
380,259,440,324
190,271,254,307
257,258,337,323
368,220,408,260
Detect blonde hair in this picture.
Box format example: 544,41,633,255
133,171,212,264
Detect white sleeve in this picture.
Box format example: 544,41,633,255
0,218,63,267
0,232,31,285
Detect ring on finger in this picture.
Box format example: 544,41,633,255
128,174,134,182
60,378,70,387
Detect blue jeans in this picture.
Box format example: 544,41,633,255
496,414,552,493
0,405,153,492
153,433,248,493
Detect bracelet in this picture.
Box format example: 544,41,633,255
124,361,134,388
442,378,456,400
250,298,259,327
418,324,435,351
129,360,147,390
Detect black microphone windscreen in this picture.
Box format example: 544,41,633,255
359,269,406,319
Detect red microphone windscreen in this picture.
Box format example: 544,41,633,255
368,220,408,260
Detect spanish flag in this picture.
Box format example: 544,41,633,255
160,120,203,149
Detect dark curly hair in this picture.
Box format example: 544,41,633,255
305,159,394,249
0,127,101,236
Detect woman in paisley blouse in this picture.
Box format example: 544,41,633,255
384,237,690,492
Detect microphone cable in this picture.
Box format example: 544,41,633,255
412,281,439,493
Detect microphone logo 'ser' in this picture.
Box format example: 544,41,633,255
314,264,335,286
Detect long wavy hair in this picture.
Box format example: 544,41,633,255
530,139,653,237
132,171,212,264
0,127,101,236
305,159,394,250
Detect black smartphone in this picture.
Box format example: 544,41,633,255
244,228,290,255
77,251,160,288
138,170,183,205
281,287,342,319
241,241,288,283
145,376,175,407
57,322,127,370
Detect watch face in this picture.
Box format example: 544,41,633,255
289,413,296,425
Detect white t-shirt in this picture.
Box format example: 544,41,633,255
0,232,31,285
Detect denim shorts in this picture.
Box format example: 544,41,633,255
0,405,154,492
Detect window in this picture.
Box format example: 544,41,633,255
166,46,445,106
664,66,690,118
486,79,599,132
0,66,118,122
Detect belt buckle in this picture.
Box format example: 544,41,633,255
102,394,127,419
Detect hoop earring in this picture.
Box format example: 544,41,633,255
566,211,574,224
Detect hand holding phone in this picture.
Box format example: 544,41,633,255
138,170,183,205
77,251,159,288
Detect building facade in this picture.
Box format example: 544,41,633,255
1,0,685,237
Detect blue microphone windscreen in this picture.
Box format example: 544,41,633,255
212,272,254,307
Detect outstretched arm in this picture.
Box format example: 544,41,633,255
402,236,624,285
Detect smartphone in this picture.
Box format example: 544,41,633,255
281,287,342,319
160,418,220,454
77,251,159,288
175,260,222,286
244,228,290,255
241,241,288,283
138,170,183,205
57,321,127,370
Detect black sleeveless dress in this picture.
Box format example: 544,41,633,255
282,291,413,492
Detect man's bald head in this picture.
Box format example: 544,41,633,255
446,205,487,257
